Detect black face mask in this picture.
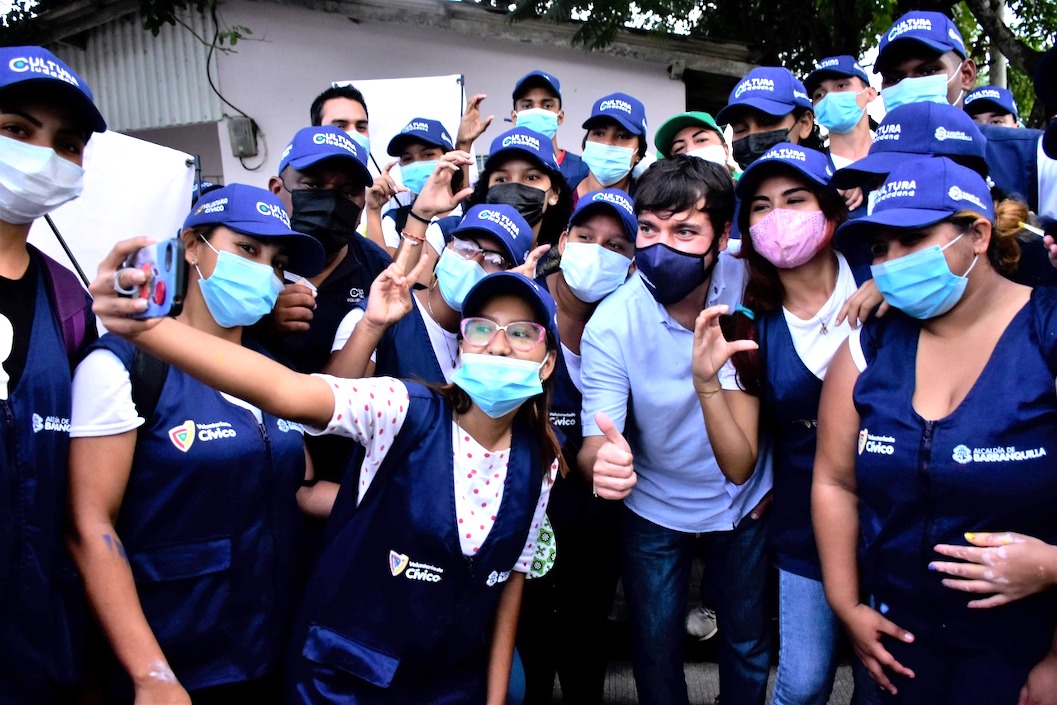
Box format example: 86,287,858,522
731,127,792,170
485,182,547,227
290,189,363,258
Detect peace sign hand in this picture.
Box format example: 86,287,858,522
362,234,433,330
691,305,757,394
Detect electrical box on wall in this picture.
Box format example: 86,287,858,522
227,116,258,158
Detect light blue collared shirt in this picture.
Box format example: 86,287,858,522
580,251,773,533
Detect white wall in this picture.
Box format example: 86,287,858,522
209,0,686,187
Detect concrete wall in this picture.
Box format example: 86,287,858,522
207,0,690,187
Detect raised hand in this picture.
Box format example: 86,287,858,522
510,244,551,278
591,413,636,500
691,305,757,394
457,93,494,149
90,237,163,337
362,233,433,330
366,160,408,211
412,150,475,219
931,532,1057,608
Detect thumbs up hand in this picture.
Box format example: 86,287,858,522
592,413,636,500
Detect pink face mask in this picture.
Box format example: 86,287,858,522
748,208,829,269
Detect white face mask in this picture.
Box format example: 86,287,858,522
0,138,84,224
686,144,729,168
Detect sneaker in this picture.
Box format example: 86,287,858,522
685,605,718,641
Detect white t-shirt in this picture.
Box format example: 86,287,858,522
308,374,555,571
829,152,855,171
69,348,272,436
719,252,857,390
561,342,582,393
331,295,459,383
1038,138,1056,220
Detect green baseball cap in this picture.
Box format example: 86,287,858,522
654,111,725,158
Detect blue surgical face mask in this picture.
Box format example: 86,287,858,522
435,247,487,311
451,352,545,418
515,108,559,140
559,241,632,302
870,231,978,319
581,141,635,187
400,160,438,195
348,131,371,160
635,242,716,305
814,89,867,134
880,72,958,112
196,238,284,328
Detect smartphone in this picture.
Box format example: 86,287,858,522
122,239,187,319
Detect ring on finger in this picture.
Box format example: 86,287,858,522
113,269,140,296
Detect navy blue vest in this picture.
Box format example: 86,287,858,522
558,151,590,192
980,123,1043,212
374,303,449,385
0,267,84,700
93,335,307,693
757,309,826,580
287,383,542,704
854,288,1057,657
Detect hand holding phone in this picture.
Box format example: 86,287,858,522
120,239,187,319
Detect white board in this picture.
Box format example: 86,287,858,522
333,74,478,191
29,131,194,289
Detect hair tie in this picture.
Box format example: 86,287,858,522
735,305,755,321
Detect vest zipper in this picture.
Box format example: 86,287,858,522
918,419,940,624
256,419,279,646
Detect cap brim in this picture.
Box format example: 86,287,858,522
285,154,372,188
654,115,723,157
9,78,107,133
386,133,450,157
803,69,858,98
830,151,904,188
876,37,960,73
735,159,829,198
835,206,952,244
582,114,644,136
483,146,555,176
715,98,793,126
569,201,637,241
224,223,326,278
462,272,558,342
513,75,560,101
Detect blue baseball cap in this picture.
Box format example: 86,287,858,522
278,126,371,188
831,102,987,189
386,117,454,157
452,204,534,267
484,127,560,174
582,92,647,136
569,189,637,242
462,271,560,345
964,86,1020,121
0,46,106,133
735,143,834,198
716,67,812,125
803,56,871,97
876,11,967,74
513,70,562,102
836,157,993,244
183,184,326,277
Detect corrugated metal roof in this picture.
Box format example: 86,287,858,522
53,9,223,132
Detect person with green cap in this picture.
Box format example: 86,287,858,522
654,111,739,179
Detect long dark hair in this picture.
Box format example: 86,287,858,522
727,169,848,395
467,154,574,249
430,334,566,480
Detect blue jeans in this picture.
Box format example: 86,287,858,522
621,507,771,705
773,569,882,705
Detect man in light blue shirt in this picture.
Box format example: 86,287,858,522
579,155,773,705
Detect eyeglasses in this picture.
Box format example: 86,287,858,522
451,237,510,271
460,317,547,352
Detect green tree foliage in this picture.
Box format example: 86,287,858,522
500,0,1054,126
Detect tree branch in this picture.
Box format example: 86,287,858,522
962,0,1042,76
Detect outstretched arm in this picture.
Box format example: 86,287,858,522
92,238,335,429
